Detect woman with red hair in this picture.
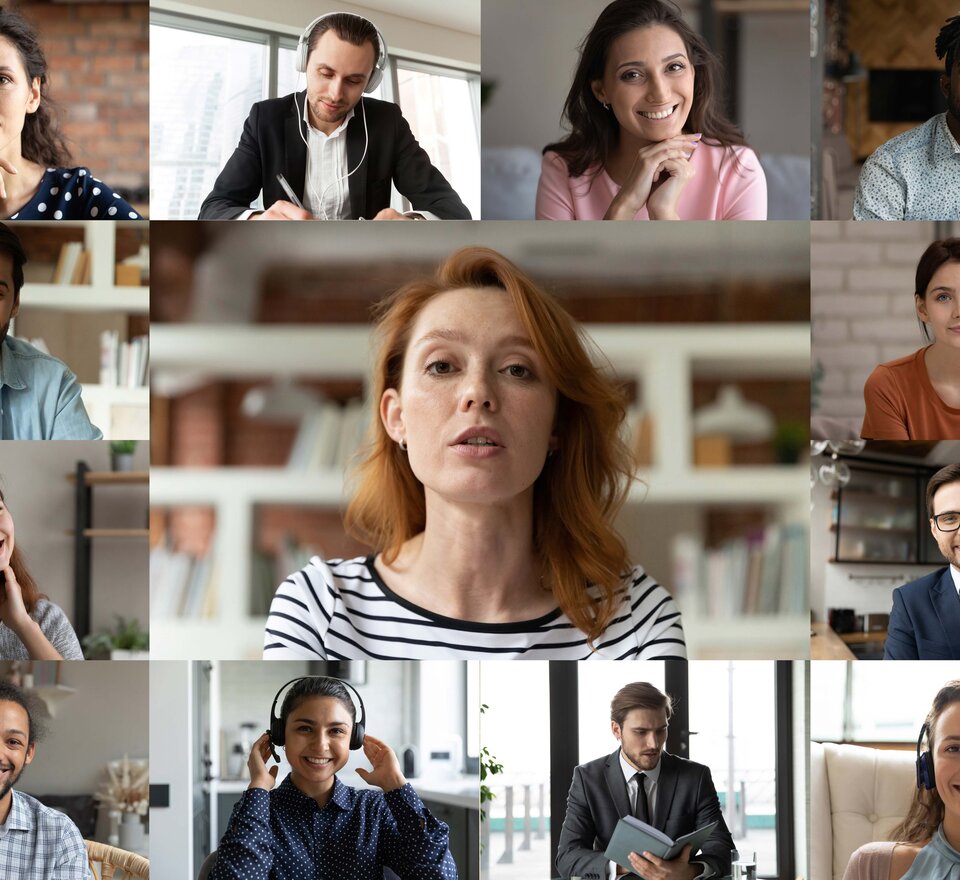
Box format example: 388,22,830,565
263,246,685,660
0,490,81,660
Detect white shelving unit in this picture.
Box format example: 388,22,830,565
16,222,148,439
150,322,811,660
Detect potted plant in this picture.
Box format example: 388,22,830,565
82,616,149,660
110,440,137,472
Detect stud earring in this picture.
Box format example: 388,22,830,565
399,439,408,451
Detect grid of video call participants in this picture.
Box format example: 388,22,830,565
0,1,954,879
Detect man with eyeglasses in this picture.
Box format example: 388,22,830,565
884,463,960,660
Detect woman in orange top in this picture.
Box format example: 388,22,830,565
861,238,960,440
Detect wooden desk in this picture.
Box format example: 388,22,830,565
811,622,856,660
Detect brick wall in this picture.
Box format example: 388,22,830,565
12,1,148,203
811,220,959,419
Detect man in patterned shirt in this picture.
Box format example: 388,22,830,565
0,683,90,879
853,15,960,220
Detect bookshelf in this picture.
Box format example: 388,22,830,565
70,461,150,645
150,323,810,660
13,222,149,440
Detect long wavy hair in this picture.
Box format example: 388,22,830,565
889,680,960,844
344,246,635,643
0,490,43,616
0,9,71,167
544,0,748,178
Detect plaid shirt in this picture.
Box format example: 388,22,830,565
0,790,90,879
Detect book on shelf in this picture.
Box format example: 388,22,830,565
99,331,148,387
287,398,370,473
670,523,808,617
150,543,215,619
52,243,92,284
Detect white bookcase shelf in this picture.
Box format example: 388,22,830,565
15,222,148,439
150,322,810,659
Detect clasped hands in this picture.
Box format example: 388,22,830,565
247,731,407,793
617,844,699,880
605,134,701,221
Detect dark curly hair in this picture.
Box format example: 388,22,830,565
0,682,48,745
544,0,747,178
935,14,960,75
0,9,71,167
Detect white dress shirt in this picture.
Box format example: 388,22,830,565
950,564,959,596
302,102,354,219
607,750,710,880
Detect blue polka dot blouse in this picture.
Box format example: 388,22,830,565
210,775,459,879
8,167,142,220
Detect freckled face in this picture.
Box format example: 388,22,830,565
591,24,695,147
381,288,558,508
0,37,39,154
916,261,960,350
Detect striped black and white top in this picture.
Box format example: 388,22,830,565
263,556,686,661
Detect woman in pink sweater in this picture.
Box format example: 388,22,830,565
536,0,766,221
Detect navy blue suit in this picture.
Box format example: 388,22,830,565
884,566,960,660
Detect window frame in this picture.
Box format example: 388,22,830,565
150,10,479,217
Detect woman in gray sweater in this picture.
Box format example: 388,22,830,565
0,490,82,660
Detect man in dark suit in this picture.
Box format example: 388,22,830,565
557,682,734,880
198,12,470,221
884,463,960,660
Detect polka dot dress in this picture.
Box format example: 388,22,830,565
7,167,142,220
210,775,459,879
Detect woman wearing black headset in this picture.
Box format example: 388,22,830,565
210,677,458,879
842,680,960,880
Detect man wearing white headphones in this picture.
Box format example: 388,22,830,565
199,12,471,221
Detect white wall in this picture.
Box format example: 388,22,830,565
155,0,480,68
149,661,193,880
738,13,810,156
19,661,148,796
811,221,948,420
0,441,149,639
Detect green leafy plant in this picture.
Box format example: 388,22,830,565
773,421,809,464
110,440,137,455
82,616,149,659
480,703,504,822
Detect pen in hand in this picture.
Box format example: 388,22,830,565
276,174,310,214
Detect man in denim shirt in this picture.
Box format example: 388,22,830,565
0,224,101,440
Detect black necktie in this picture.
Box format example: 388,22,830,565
633,772,650,824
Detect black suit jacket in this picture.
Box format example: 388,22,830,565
198,92,470,220
556,750,735,880
884,566,960,659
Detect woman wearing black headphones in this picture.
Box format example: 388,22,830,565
842,680,960,880
210,677,458,879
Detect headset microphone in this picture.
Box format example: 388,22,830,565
268,676,367,755
916,722,936,790
292,12,388,219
